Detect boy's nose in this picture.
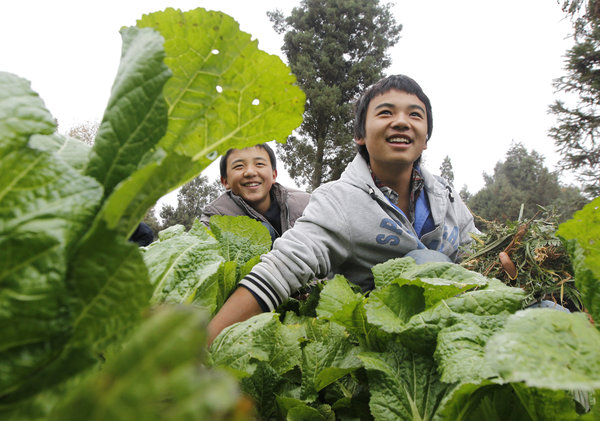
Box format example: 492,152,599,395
244,166,257,176
391,113,409,129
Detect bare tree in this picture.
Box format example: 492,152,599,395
67,121,99,146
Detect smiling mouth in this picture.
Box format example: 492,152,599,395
386,136,411,144
243,182,261,187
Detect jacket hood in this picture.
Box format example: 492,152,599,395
339,153,449,199
339,154,379,194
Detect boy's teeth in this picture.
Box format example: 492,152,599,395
388,138,410,143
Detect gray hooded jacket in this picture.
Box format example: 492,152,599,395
239,154,479,311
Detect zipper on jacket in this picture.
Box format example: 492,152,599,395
368,186,426,249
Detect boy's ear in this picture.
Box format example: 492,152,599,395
220,176,230,190
272,169,278,181
355,138,365,145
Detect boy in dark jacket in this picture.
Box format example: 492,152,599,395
201,143,310,243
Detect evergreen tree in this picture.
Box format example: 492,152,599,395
468,143,588,224
549,0,600,196
459,185,471,203
159,175,224,230
269,0,401,190
439,155,455,186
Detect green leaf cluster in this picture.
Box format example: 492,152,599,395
144,215,271,315
210,237,600,420
557,196,600,325
1,6,304,419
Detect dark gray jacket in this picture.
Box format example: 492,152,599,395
200,183,310,238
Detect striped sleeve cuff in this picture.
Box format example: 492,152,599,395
239,272,283,312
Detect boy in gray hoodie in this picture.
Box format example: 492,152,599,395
207,74,479,344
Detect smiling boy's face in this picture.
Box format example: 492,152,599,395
221,146,277,214
355,89,428,175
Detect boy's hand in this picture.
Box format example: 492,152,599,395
207,287,263,346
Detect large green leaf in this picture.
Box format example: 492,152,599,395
28,134,91,172
85,26,170,199
372,257,488,294
511,383,581,421
365,284,426,334
316,276,371,342
434,381,579,421
210,312,303,378
96,8,305,237
0,72,103,401
359,342,453,421
557,197,600,328
137,7,305,166
486,308,600,391
47,306,247,421
2,226,154,402
300,321,363,401
143,220,223,304
434,313,506,384
209,215,271,268
240,361,288,421
0,72,55,148
66,224,153,350
399,279,524,354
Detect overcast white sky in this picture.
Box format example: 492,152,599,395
0,0,577,202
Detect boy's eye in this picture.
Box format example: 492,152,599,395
377,109,392,116
410,111,423,118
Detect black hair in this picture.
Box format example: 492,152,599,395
219,143,277,179
353,74,433,162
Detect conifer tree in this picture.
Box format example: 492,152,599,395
550,0,600,196
468,143,588,223
269,0,401,190
439,156,455,186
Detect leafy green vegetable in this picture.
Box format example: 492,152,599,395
316,275,372,344
359,342,452,421
209,215,272,267
137,8,305,167
47,306,245,421
84,26,170,200
300,321,363,400
95,8,305,238
398,278,525,355
365,283,426,334
486,308,600,391
28,133,91,172
143,216,271,315
435,382,580,421
557,197,600,325
210,312,304,378
373,257,488,298
0,71,104,401
434,313,508,384
1,6,305,418
144,220,223,304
